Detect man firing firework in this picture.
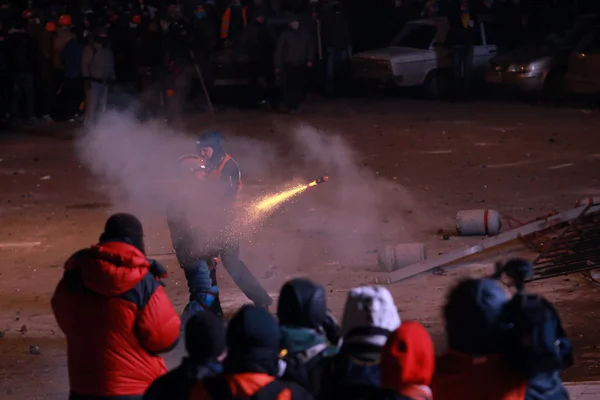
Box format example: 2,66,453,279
167,131,272,322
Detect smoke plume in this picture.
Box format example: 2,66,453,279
75,112,416,272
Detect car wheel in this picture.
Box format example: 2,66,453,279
424,70,451,100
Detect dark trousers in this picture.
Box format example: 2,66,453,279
325,48,350,97
221,242,272,307
62,77,84,118
11,73,35,120
248,60,277,106
282,63,306,111
452,45,473,100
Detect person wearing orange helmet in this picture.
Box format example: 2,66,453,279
52,14,75,79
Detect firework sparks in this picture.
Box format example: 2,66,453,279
235,176,330,233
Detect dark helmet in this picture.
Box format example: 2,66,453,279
277,278,327,329
196,131,223,152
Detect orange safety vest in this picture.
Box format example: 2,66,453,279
207,154,242,193
220,6,247,40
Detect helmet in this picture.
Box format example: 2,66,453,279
21,9,33,19
58,14,72,26
45,21,57,32
277,278,327,329
131,15,142,25
196,131,223,152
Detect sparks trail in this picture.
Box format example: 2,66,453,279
252,176,329,212
235,176,330,234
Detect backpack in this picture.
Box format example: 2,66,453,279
500,291,573,378
204,375,303,400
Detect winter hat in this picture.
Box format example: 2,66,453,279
185,311,226,362
444,278,510,355
99,213,145,254
381,321,435,391
224,305,282,375
227,305,281,353
278,278,327,329
341,286,401,352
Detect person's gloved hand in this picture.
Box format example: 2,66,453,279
148,259,168,282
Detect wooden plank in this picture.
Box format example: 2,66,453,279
375,204,600,285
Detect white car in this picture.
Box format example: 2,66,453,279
351,17,498,98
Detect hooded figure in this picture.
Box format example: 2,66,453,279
174,131,273,312
432,278,526,400
51,213,181,400
379,322,435,400
189,305,314,400
143,311,225,400
278,278,341,395
318,286,401,400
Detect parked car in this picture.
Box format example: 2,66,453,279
564,30,600,94
350,17,498,98
485,15,597,97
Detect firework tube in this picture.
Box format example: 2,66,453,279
306,176,329,188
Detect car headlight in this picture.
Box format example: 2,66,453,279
507,63,532,73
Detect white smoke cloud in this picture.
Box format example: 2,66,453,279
75,113,417,273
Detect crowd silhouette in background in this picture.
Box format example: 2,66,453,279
52,213,573,400
0,0,596,127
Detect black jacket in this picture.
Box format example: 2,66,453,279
143,358,221,400
5,29,35,75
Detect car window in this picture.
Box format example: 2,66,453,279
391,23,437,50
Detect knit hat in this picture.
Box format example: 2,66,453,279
224,305,282,375
185,311,226,362
444,278,510,355
227,305,281,353
341,286,401,351
99,213,145,254
277,278,327,329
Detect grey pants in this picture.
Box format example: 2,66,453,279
84,82,108,126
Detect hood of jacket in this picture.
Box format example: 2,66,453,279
65,241,150,297
281,325,337,356
341,286,401,359
381,321,435,391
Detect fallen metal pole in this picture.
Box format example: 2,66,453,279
374,203,600,285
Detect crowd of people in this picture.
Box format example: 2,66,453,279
51,210,574,400
0,0,353,126
0,0,596,127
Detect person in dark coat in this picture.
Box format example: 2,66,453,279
240,5,276,107
189,305,314,400
274,13,314,113
61,35,84,122
5,17,37,124
143,311,225,400
446,0,475,100
277,278,340,396
320,0,351,97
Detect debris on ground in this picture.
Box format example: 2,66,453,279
29,344,40,355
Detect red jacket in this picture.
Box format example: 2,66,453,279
431,350,527,400
51,241,181,397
